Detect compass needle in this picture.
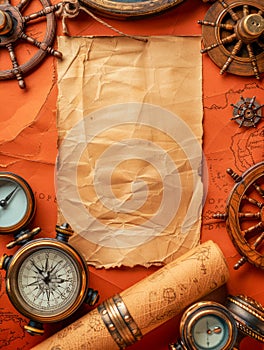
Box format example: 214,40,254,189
177,301,237,350
0,186,19,208
0,173,35,234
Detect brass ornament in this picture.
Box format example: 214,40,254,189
213,162,264,270
98,294,142,349
169,296,264,349
169,301,238,350
199,0,264,78
226,295,264,343
230,95,264,128
0,223,99,335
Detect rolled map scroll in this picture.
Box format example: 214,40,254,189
31,240,229,350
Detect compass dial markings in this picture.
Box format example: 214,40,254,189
18,248,80,314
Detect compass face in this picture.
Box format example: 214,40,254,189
6,240,88,322
17,248,80,317
0,178,28,228
0,172,35,234
180,301,237,350
192,314,230,350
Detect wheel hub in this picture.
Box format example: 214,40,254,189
0,5,23,46
236,13,264,43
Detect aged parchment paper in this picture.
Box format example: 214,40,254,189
56,36,204,268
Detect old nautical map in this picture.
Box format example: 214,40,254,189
202,82,264,233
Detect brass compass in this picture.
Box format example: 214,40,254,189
169,301,238,350
169,295,264,350
0,223,99,335
0,172,35,234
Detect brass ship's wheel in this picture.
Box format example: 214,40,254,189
214,162,264,270
199,0,264,79
0,0,62,88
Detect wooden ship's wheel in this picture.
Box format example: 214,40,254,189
199,0,264,78
0,0,62,88
214,162,264,270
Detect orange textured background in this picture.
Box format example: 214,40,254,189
0,0,263,349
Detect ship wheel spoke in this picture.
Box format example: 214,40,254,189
254,232,264,250
243,195,263,208
197,20,234,31
201,33,237,54
19,32,62,58
6,43,25,88
254,104,264,112
220,39,243,74
22,3,60,23
242,222,264,238
246,43,260,79
248,232,264,257
243,4,249,17
248,96,256,108
17,0,31,11
199,0,264,78
238,212,261,220
217,0,240,22
253,183,264,197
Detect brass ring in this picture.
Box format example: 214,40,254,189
98,302,127,349
105,298,136,345
98,295,142,349
113,294,142,342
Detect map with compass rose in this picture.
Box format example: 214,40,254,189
202,82,264,235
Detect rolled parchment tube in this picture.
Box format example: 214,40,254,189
31,240,229,350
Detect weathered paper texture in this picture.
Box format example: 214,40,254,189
56,36,203,268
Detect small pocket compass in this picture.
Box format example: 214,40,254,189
169,301,238,350
0,172,35,234
169,295,264,350
0,223,99,335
